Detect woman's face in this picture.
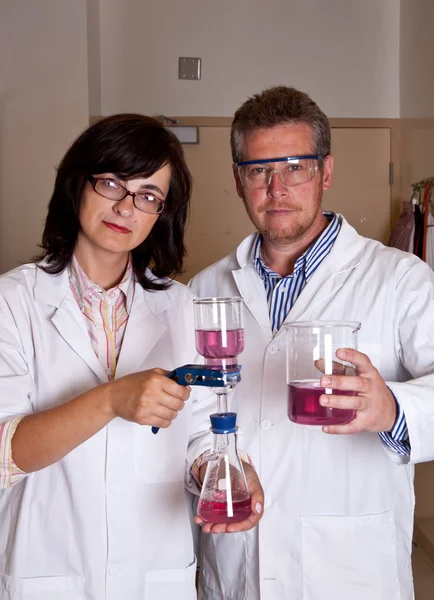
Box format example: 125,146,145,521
76,164,171,259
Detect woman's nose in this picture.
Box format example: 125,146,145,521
113,195,134,217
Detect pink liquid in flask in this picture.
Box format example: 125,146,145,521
197,496,251,524
288,381,357,425
195,329,244,369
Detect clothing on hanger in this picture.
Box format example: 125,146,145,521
388,200,414,252
391,178,434,264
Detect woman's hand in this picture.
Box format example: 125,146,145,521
194,462,264,534
107,368,190,429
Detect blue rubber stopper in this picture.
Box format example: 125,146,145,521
209,412,237,433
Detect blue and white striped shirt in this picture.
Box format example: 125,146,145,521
254,212,341,333
254,212,410,456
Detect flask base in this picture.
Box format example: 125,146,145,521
197,497,251,524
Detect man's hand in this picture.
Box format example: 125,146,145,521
319,348,397,434
194,463,264,534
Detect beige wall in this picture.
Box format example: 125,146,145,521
0,1,90,274
400,0,434,197
87,0,102,117
400,119,434,198
400,0,434,520
98,0,400,118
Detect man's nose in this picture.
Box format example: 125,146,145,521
267,170,288,197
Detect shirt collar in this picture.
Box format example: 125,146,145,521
69,255,135,312
254,211,340,281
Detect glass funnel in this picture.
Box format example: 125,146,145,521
194,297,244,413
193,297,244,370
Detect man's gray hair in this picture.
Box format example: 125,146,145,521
231,86,331,164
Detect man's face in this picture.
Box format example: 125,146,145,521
233,123,333,244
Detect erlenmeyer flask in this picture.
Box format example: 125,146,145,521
197,413,251,524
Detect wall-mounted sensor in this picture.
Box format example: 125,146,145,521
166,126,199,144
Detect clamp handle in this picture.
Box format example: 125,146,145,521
151,367,183,435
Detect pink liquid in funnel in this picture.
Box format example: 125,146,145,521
288,382,357,425
197,496,251,524
195,329,244,369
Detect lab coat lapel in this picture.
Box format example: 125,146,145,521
115,282,168,379
35,266,108,383
232,235,273,341
282,218,364,325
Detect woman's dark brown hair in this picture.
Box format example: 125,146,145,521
38,114,192,290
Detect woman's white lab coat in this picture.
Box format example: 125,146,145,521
0,263,212,600
190,217,434,600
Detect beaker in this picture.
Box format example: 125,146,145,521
285,321,361,426
193,297,244,371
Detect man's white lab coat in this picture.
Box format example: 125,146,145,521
190,217,434,600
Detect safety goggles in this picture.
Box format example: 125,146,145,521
236,154,326,189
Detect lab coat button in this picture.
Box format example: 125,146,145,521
108,565,121,576
268,345,279,354
261,420,273,430
109,482,121,492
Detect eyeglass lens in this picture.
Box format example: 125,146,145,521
93,178,164,214
239,158,318,189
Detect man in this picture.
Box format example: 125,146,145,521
190,86,434,600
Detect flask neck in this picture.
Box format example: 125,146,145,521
211,431,238,454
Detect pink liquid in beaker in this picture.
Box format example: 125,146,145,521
197,496,251,524
288,382,357,425
195,329,244,369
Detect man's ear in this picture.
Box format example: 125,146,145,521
233,164,244,199
322,155,334,191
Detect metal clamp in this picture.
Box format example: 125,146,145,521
151,364,242,434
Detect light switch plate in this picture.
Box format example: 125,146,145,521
178,57,201,80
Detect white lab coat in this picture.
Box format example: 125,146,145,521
0,263,214,600
190,217,434,600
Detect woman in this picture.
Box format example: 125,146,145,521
0,115,263,600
